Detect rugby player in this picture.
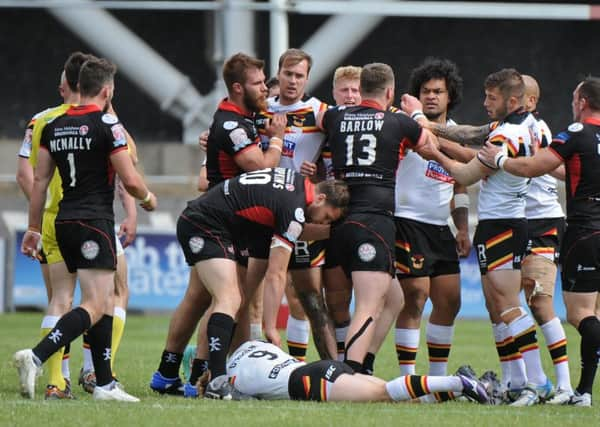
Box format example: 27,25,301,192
479,76,600,407
15,57,156,402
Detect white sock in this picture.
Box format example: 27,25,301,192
250,323,263,340
509,313,547,387
62,354,71,380
540,317,573,392
41,315,60,329
426,322,454,376
492,323,511,388
395,328,420,375
82,336,94,372
335,326,348,361
385,375,461,401
286,315,310,345
114,306,127,322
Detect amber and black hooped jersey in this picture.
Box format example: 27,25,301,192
187,168,312,248
322,100,423,214
39,104,128,221
206,99,261,187
550,118,600,229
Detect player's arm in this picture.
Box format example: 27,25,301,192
549,164,566,181
450,183,471,257
262,238,294,347
428,123,492,147
22,148,54,259
439,137,478,163
479,142,561,177
234,115,286,171
16,157,34,200
111,150,156,211
299,223,330,241
116,175,137,248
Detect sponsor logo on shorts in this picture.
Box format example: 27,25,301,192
411,255,425,269
189,236,205,254
357,243,376,262
81,240,100,260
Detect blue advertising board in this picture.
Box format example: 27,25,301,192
12,229,566,318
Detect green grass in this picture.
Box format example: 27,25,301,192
0,313,597,426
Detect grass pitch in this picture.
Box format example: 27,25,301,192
0,313,597,426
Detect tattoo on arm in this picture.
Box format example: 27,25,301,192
451,206,469,232
430,123,491,146
297,290,336,360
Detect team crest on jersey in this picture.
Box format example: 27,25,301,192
568,122,583,132
291,115,306,127
101,113,119,124
79,125,89,136
81,240,100,260
285,183,295,192
229,128,250,152
284,221,303,243
425,161,455,183
223,121,238,130
411,255,425,269
294,208,305,223
189,237,205,254
111,124,127,147
374,112,384,120
357,243,376,262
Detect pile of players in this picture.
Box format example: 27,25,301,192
13,48,600,407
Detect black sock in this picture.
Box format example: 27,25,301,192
362,352,375,375
32,307,91,363
64,342,70,358
189,359,209,385
207,312,235,378
158,350,183,379
344,359,363,372
87,315,113,387
576,316,600,395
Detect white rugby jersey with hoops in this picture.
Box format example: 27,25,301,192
522,113,563,219
260,96,328,172
227,340,305,400
478,113,532,220
395,119,457,225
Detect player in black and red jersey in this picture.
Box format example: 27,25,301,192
174,168,349,398
479,76,600,407
16,58,156,403
320,63,435,372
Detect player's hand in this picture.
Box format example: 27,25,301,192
118,216,137,248
265,113,287,139
21,229,42,260
455,229,471,258
140,192,157,211
400,94,423,116
415,138,440,161
198,130,209,151
300,161,317,177
264,327,281,348
478,142,502,168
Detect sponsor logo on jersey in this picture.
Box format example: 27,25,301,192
268,358,299,379
294,208,305,223
568,122,583,132
425,161,455,183
282,138,296,157
79,125,89,136
357,243,376,262
111,124,127,147
101,113,119,124
374,112,385,120
81,240,100,260
229,128,251,152
189,236,205,254
223,120,238,130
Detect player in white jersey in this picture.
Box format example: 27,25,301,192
519,75,573,404
393,59,469,384
197,340,490,403
253,49,336,361
405,69,549,406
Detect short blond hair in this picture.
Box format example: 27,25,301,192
333,66,362,87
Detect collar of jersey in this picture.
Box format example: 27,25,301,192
218,98,253,118
502,107,528,125
583,117,600,126
304,178,315,206
359,99,385,110
67,104,101,116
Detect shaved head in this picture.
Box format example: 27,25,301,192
522,74,540,112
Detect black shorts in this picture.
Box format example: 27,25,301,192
473,218,528,275
559,226,600,293
327,212,395,277
177,211,236,266
394,217,460,279
525,217,565,264
288,360,354,401
55,219,117,273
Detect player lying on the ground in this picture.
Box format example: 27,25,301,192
194,340,490,403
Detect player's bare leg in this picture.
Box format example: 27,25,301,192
323,266,352,361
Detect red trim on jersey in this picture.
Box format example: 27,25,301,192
110,146,129,156
566,153,582,197
548,147,564,162
218,98,253,118
218,151,241,180
232,142,260,158
304,178,315,206
66,104,101,116
235,206,275,228
359,99,385,111
583,117,600,126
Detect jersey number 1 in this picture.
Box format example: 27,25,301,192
345,134,376,166
67,153,77,187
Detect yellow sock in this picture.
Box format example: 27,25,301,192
111,307,126,372
40,324,66,390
